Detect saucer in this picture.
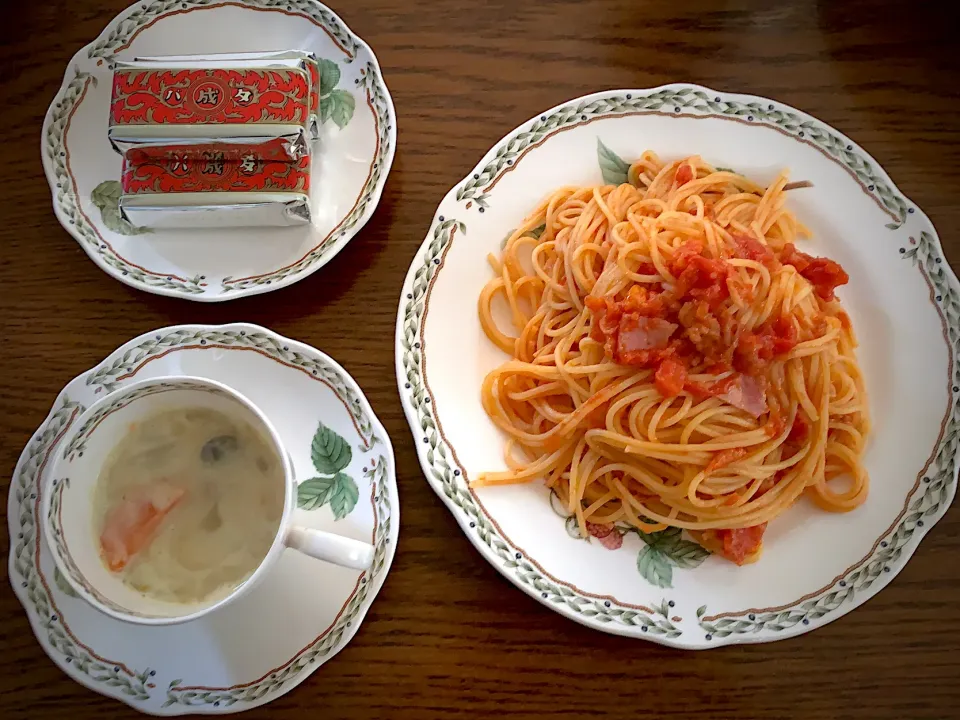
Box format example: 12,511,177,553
41,0,396,302
8,323,398,713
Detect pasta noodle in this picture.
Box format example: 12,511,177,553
475,151,869,565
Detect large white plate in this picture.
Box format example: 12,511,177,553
42,0,395,301
8,324,398,713
395,86,959,648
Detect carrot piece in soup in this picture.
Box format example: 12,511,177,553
100,482,185,572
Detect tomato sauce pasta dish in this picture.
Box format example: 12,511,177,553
476,151,869,565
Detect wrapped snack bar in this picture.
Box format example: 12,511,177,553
119,144,311,228
134,51,323,137
108,57,313,159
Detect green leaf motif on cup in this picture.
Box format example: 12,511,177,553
317,58,356,130
298,422,359,519
90,180,151,236
596,138,630,186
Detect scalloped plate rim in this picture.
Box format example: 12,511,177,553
394,84,959,648
39,0,397,303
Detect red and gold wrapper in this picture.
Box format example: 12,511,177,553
124,137,298,166
133,51,322,137
137,50,320,138
108,59,314,159
121,148,310,195
111,67,309,126
119,147,311,229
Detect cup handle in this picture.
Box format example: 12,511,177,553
285,526,374,570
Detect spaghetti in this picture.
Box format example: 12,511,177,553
475,151,869,564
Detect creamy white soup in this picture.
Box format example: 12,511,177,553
93,406,284,604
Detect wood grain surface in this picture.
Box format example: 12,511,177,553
2,0,959,718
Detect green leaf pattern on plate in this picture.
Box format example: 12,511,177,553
299,422,359,519
596,138,630,185
296,475,336,511
329,472,360,519
317,58,356,130
499,222,546,250
311,422,353,474
636,527,710,588
637,546,673,588
90,180,150,236
53,566,79,599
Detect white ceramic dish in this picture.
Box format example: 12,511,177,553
42,0,396,301
396,86,959,648
44,375,374,625
9,324,398,713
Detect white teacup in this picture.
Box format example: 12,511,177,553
42,376,375,625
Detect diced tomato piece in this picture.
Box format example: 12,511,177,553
675,163,694,185
780,243,849,301
675,255,732,302
716,523,767,565
689,281,728,310
669,239,705,276
788,412,809,443
705,447,747,473
801,259,849,301
734,329,777,374
584,295,605,311
586,295,622,343
772,314,798,354
622,285,667,317
779,243,810,271
655,358,688,398
731,233,775,265
765,407,785,438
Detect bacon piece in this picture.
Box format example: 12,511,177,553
619,315,677,352
717,374,767,418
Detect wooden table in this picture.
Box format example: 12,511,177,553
2,0,958,717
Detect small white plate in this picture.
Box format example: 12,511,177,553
42,0,396,301
8,323,398,713
395,86,959,648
